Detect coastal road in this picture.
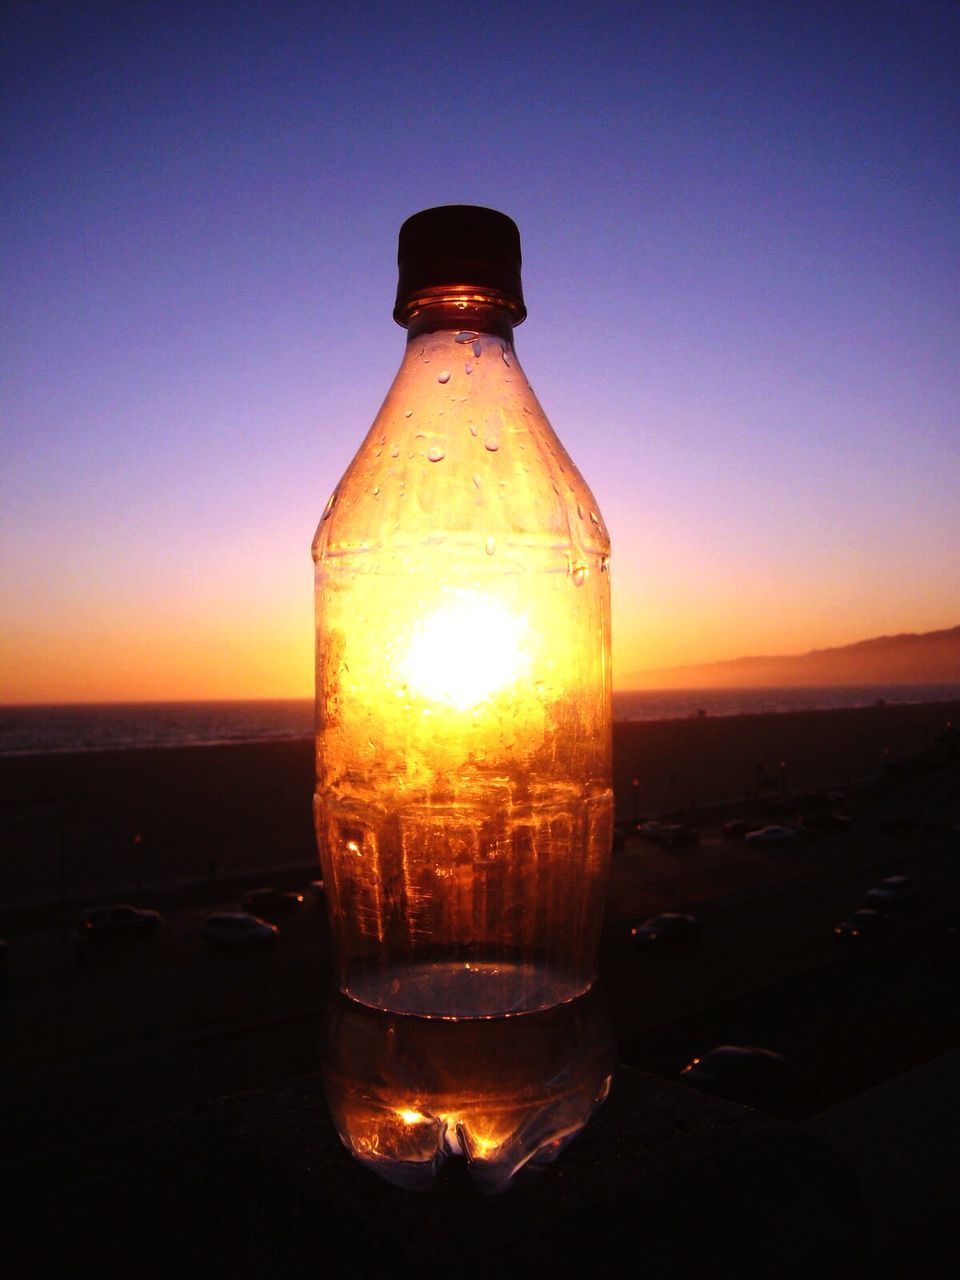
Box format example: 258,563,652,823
3,819,960,1179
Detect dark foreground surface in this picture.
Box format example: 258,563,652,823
2,703,959,1274
7,1051,960,1279
4,1064,870,1280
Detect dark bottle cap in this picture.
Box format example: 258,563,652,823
393,205,526,326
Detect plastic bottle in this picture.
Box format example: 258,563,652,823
312,205,612,1018
322,989,615,1190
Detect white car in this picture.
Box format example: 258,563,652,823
202,911,278,945
745,824,798,846
865,875,916,909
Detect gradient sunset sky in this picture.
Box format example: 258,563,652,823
3,1,958,703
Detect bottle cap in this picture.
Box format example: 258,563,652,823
394,205,526,325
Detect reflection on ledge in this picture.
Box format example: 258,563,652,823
322,987,615,1193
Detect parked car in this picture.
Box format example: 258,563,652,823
79,905,162,937
833,908,892,942
631,912,701,945
745,825,799,846
658,824,700,849
680,1045,788,1102
864,875,916,910
240,888,304,918
799,811,851,835
756,796,795,817
636,821,665,842
721,818,756,839
203,912,278,945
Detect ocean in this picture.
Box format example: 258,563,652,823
2,685,960,756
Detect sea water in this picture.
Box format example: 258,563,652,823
3,685,960,755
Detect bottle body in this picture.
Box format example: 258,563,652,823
313,313,612,1017
323,989,615,1190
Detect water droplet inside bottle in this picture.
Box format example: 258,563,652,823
577,503,585,520
455,331,478,344
321,491,337,520
501,347,512,366
427,446,445,462
571,563,587,587
484,437,498,452
464,362,473,375
469,423,477,437
437,371,451,384
390,443,399,458
485,536,495,555
405,409,413,418
373,485,381,496
473,340,482,357
473,473,482,489
590,510,601,526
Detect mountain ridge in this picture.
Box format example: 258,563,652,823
622,624,960,690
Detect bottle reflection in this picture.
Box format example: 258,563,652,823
322,988,615,1193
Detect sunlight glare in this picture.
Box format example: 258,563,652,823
398,592,530,711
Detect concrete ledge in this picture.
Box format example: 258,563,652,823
6,1066,865,1279
806,1047,960,1276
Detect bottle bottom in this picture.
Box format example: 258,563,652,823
342,960,593,1020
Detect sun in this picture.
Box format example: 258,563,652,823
398,591,531,711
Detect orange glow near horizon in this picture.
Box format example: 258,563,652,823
2,505,958,706
4,588,959,705
0,608,314,705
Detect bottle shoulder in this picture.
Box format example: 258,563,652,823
313,329,609,566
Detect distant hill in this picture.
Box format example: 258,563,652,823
623,625,960,690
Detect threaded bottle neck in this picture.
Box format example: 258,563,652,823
403,293,517,343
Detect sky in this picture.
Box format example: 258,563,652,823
2,0,958,703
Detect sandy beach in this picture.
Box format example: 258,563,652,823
613,698,960,817
2,699,957,912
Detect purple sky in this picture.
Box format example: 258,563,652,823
2,1,958,701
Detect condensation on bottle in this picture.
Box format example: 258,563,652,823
312,205,612,1018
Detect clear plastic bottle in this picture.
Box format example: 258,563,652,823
312,206,612,1018
322,989,615,1190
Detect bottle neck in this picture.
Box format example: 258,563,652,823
402,292,518,344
